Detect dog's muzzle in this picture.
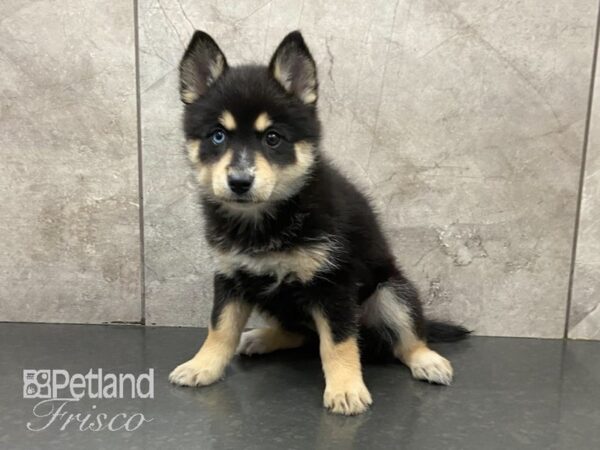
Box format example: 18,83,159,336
227,171,254,195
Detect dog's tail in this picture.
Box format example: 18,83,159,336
425,320,471,343
360,320,470,362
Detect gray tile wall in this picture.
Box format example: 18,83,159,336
2,0,599,339
138,0,598,338
0,0,141,323
569,41,600,340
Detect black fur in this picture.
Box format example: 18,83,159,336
181,30,468,359
425,321,471,343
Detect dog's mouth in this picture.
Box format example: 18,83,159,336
216,195,273,217
221,196,264,206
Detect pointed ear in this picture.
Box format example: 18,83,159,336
269,31,318,105
179,31,228,104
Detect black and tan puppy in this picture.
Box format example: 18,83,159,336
169,30,469,415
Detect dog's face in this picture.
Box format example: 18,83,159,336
180,31,321,209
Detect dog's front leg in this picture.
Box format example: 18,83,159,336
169,275,251,387
312,309,372,415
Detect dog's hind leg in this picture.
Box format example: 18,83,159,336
361,276,454,385
237,324,305,355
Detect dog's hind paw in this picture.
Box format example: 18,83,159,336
237,329,271,355
237,327,305,355
408,349,453,385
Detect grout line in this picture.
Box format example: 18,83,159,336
133,0,146,325
364,0,401,172
563,0,600,339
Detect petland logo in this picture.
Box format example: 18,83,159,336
23,369,154,432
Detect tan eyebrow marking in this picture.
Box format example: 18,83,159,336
218,110,236,130
181,90,198,104
186,139,200,163
254,112,272,132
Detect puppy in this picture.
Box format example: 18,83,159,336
169,30,469,415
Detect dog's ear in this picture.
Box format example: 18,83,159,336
179,31,228,104
269,31,318,105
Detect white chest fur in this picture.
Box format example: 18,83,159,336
214,241,338,284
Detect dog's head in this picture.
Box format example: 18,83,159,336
180,31,320,210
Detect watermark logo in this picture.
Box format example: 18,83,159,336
23,369,154,432
23,369,52,399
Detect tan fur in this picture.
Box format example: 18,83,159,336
190,139,314,204
214,239,338,285
272,60,317,105
218,110,237,131
180,54,225,103
269,141,315,201
312,311,372,415
216,201,274,222
186,139,200,164
181,89,198,104
252,153,276,201
363,283,454,385
302,91,317,104
394,340,454,385
192,147,259,202
237,326,305,355
362,283,419,350
272,62,289,91
210,149,234,198
209,54,225,85
169,302,252,386
254,112,272,132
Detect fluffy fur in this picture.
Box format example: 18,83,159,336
169,30,470,415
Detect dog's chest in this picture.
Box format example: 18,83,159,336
214,242,335,284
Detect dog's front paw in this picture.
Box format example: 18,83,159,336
323,380,373,415
408,349,453,385
168,358,224,387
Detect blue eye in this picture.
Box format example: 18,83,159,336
211,129,226,145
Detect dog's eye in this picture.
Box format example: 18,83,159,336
264,131,281,148
210,129,226,145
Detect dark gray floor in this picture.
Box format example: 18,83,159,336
0,323,598,450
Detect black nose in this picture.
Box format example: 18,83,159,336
227,172,254,195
